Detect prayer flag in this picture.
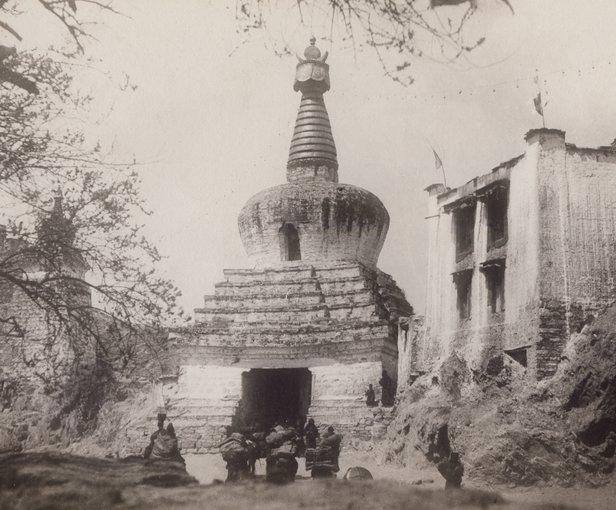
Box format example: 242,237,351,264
432,148,443,171
533,92,544,117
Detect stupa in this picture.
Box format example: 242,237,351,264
164,39,413,452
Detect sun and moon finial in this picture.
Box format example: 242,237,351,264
297,36,328,63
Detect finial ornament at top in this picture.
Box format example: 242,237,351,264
294,37,330,93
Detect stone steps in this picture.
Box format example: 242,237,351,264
179,332,390,349
202,288,375,310
202,291,325,309
214,278,369,297
178,320,391,345
220,263,368,285
194,301,379,323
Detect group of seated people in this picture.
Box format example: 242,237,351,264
143,412,464,488
219,416,343,482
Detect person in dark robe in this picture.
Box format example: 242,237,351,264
319,426,343,473
220,431,251,482
164,423,185,464
365,384,377,406
144,412,166,459
304,418,319,449
437,452,464,489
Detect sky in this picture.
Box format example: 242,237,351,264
7,0,616,316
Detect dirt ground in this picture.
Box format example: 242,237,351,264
2,450,615,509
186,451,616,510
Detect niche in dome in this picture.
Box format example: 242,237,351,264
279,223,301,261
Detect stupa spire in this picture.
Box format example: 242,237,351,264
287,37,338,183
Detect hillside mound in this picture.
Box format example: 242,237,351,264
385,304,616,487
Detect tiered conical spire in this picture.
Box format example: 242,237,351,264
287,38,338,183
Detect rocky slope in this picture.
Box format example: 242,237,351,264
385,304,616,487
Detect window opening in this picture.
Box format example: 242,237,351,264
454,204,475,261
453,270,472,320
481,260,505,314
487,269,505,313
486,185,509,250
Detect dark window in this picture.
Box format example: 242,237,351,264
453,270,472,320
486,186,508,249
279,223,301,261
454,204,475,261
505,347,528,367
485,266,505,314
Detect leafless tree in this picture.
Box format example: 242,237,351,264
235,0,514,84
0,2,181,427
0,50,183,387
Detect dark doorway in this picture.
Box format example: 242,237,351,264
279,223,301,261
238,368,312,431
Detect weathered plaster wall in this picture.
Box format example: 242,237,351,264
153,361,398,452
422,185,455,369
562,149,616,308
533,131,616,377
159,366,244,453
310,362,396,443
502,145,540,359
419,129,616,380
421,162,538,374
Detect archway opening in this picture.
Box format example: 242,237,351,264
279,223,301,261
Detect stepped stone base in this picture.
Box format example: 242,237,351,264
161,262,412,451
